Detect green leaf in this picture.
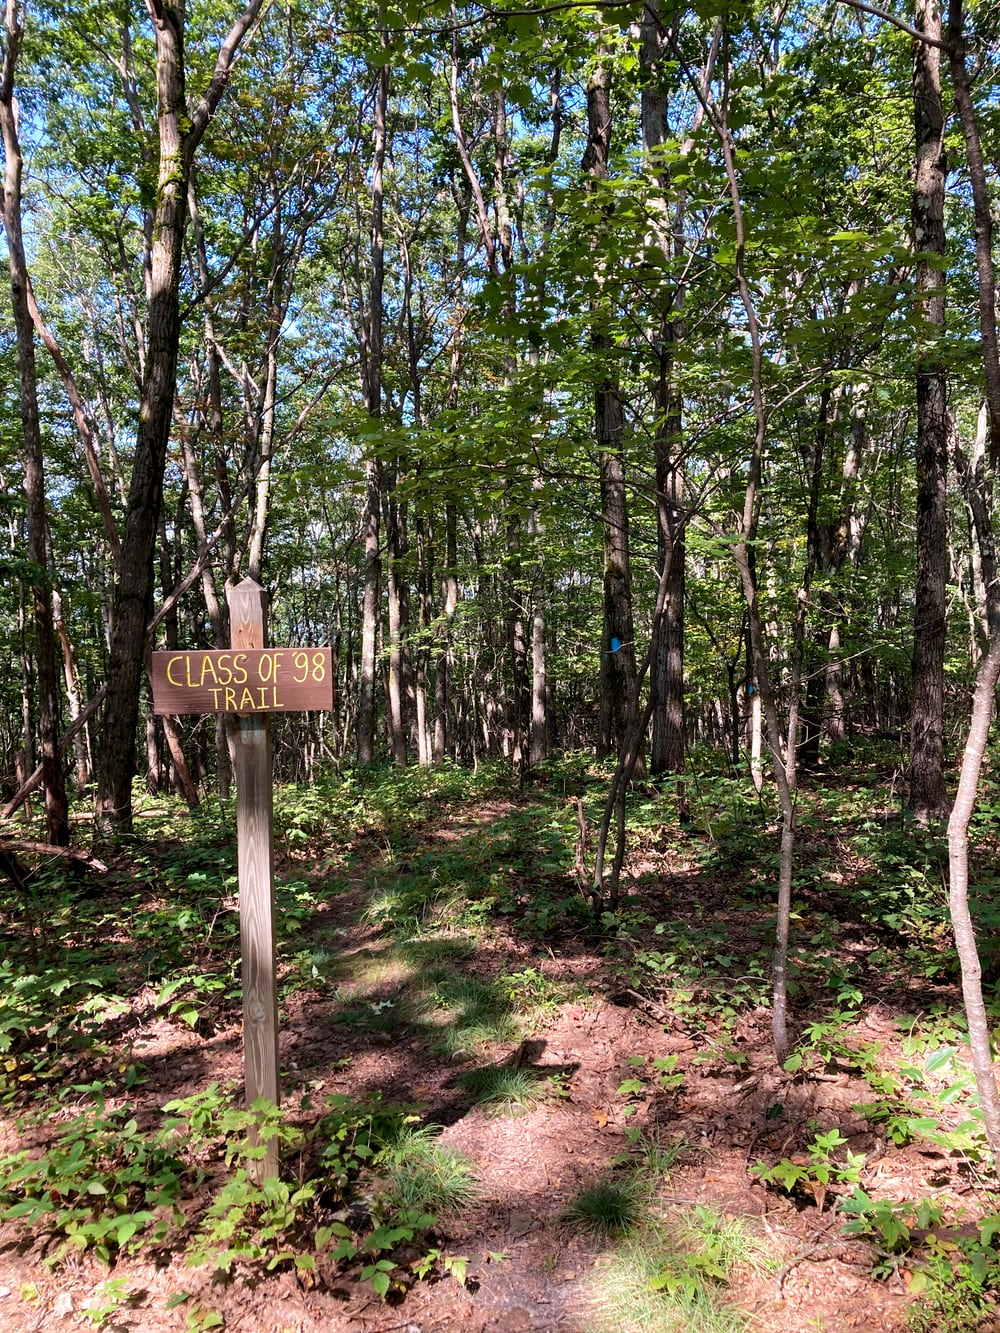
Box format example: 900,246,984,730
924,1047,958,1074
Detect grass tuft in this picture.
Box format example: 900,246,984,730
376,1125,480,1217
426,977,522,1057
456,1063,550,1114
562,1176,649,1239
584,1207,768,1332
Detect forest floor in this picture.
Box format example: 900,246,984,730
1,757,999,1332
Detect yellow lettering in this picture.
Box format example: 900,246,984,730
215,654,233,686
232,654,248,685
259,650,285,683
199,655,220,686
292,651,309,683
312,651,326,682
257,687,267,708
238,688,256,712
224,686,237,711
166,655,185,687
272,686,284,708
209,687,222,709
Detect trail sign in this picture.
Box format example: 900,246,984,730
149,578,331,1182
151,647,332,715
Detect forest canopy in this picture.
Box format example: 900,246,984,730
4,0,995,827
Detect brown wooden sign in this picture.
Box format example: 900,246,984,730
150,647,333,715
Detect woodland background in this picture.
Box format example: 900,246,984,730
9,3,1000,1328
2,0,996,835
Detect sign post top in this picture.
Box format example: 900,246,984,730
228,578,268,652
150,581,332,717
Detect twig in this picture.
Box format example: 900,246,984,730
774,1217,847,1296
622,987,674,1021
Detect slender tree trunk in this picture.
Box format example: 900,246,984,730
52,585,90,793
434,499,458,762
247,312,279,585
584,54,637,760
530,550,548,765
709,24,796,1062
642,0,687,781
414,511,433,767
908,0,951,822
506,521,531,779
357,53,389,764
384,473,408,766
652,397,686,777
1,7,69,846
947,637,1000,1157
938,0,1000,1163
180,181,233,799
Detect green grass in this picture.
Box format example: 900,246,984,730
619,1130,687,1179
422,975,522,1056
376,1125,480,1217
584,1207,768,1333
456,1063,552,1114
563,1176,649,1239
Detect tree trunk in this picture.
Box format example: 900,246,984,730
908,0,951,822
584,55,637,760
713,26,796,1063
530,562,548,765
384,471,408,767
1,10,69,847
946,635,1000,1158
641,0,687,782
356,54,388,765
96,0,265,834
434,499,458,763
939,0,1000,1164
506,520,531,779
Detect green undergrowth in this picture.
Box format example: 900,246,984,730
0,1081,474,1299
563,1130,770,1331
7,750,1000,1324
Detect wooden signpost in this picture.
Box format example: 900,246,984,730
151,578,333,1181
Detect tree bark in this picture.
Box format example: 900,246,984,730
1,2,69,847
95,0,265,836
584,55,637,760
946,635,1000,1158
908,0,951,822
939,0,1000,1164
356,52,389,765
641,0,686,782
